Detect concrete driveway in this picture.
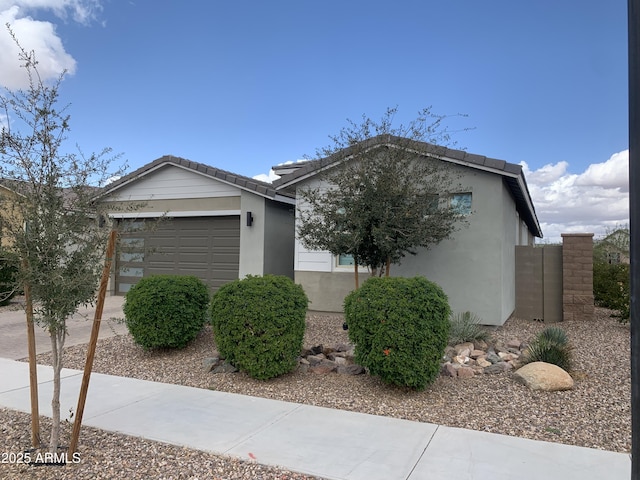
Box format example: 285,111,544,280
0,295,127,360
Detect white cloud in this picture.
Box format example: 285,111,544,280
523,149,629,243
253,169,281,184
0,0,102,24
0,1,102,89
253,159,308,184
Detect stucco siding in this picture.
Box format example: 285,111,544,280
263,200,295,278
394,169,507,325
293,166,518,325
238,191,266,278
500,180,517,323
296,270,357,311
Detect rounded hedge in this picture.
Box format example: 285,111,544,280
211,275,308,380
124,275,210,349
343,276,451,390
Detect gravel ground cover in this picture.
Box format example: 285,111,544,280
1,304,631,479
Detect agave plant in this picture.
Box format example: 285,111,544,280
448,311,489,345
522,326,573,372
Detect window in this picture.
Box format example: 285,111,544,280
608,252,621,265
338,254,355,266
450,193,472,215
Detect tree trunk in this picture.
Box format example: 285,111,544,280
354,261,359,289
49,327,65,453
385,257,391,277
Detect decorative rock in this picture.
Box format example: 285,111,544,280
310,345,324,355
484,362,511,375
474,339,489,351
453,355,470,365
441,363,458,377
454,342,475,355
470,349,485,359
309,365,337,375
306,354,326,366
499,352,519,362
476,357,492,368
327,352,346,361
486,352,502,364
202,357,221,372
514,362,574,391
506,339,522,350
337,364,365,375
212,361,238,374
309,359,338,374
457,367,475,378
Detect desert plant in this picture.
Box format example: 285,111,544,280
124,275,210,349
343,276,450,390
448,311,489,345
593,260,629,323
522,326,573,372
210,275,308,380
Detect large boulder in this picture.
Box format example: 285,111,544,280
514,361,574,391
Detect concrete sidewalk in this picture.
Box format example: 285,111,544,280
0,358,630,480
0,296,127,360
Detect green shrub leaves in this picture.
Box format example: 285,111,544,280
124,275,210,349
344,276,450,390
211,275,308,380
522,326,573,372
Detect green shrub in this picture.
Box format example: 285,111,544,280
210,275,308,380
593,260,629,323
522,326,573,372
0,250,19,307
448,311,489,345
343,276,450,390
124,275,210,349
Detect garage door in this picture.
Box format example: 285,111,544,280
116,216,240,294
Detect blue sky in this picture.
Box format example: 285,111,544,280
0,0,630,242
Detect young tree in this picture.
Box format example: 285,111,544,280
297,107,470,287
0,29,126,452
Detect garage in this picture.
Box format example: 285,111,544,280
115,216,240,295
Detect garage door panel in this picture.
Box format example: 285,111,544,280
116,216,240,294
212,253,239,263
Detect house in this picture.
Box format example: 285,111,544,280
98,156,296,295
594,228,629,265
0,182,22,248
273,135,543,326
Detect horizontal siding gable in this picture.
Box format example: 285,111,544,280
295,239,332,272
110,164,240,201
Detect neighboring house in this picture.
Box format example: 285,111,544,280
273,135,543,326
594,228,629,264
98,156,296,295
0,181,25,249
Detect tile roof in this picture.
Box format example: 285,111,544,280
272,134,542,238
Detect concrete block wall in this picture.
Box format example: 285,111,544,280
561,233,594,321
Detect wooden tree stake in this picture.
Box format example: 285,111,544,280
69,229,117,455
22,259,40,448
